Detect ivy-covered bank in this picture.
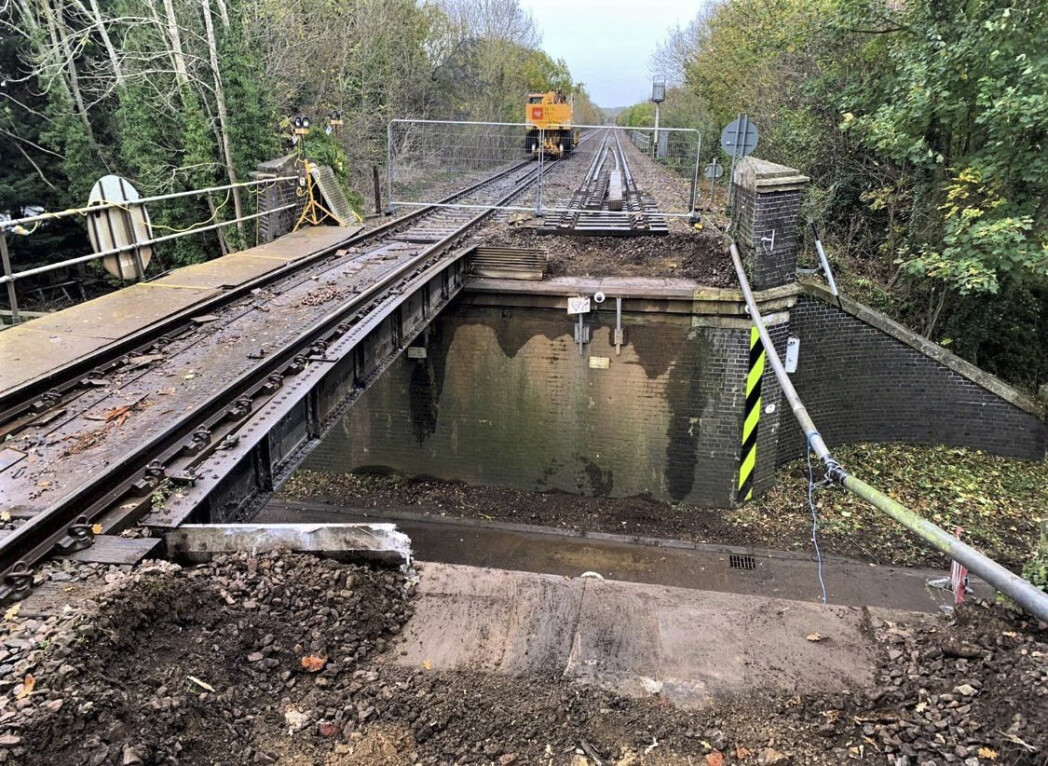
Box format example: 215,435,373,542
618,0,1048,391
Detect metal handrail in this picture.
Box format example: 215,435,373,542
1,176,298,229
0,203,297,286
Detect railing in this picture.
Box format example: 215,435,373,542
1,176,298,325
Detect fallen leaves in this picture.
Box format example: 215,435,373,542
977,747,998,760
300,655,327,673
16,674,35,699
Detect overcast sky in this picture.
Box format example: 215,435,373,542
523,0,699,108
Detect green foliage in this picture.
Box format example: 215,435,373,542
301,129,364,215
615,103,655,128
616,0,1048,388
839,0,1048,296
1024,535,1048,594
737,443,1048,570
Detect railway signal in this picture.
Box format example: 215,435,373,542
651,75,666,159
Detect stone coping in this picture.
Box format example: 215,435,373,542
801,281,1046,420
733,157,810,193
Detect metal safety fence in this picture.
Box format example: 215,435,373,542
387,120,701,219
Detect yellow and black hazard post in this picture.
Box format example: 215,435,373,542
737,325,766,502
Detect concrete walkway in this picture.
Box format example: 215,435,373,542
393,562,919,708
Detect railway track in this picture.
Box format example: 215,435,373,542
0,156,566,600
545,129,668,236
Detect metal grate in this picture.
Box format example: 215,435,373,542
729,553,756,570
470,246,548,280
310,165,356,226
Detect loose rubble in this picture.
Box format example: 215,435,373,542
1,550,1045,765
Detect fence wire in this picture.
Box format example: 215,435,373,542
388,120,701,217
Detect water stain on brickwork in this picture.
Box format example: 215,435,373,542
664,330,711,501
582,459,614,496
407,323,452,445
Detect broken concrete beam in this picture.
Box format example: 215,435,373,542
164,523,411,565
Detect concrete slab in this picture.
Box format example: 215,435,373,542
261,501,980,613
394,562,893,708
164,523,411,565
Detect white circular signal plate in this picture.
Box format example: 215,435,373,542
86,175,153,280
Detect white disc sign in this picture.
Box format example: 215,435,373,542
720,116,759,159
86,175,153,280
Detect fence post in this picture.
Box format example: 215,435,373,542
1,233,19,325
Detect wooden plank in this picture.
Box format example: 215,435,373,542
64,535,161,565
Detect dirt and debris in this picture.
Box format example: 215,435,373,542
293,284,352,308
279,470,751,545
476,228,732,284
1,552,1045,765
3,553,412,765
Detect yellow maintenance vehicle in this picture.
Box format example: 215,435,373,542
525,91,578,158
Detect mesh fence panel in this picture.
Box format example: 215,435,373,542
388,120,701,217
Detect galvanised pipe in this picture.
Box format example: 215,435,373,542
728,242,1048,622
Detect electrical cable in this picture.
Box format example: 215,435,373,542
806,431,829,604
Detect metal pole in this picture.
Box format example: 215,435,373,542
536,129,544,217
387,121,394,214
728,241,1048,622
689,133,701,218
0,234,19,324
726,114,744,208
653,105,660,159
810,223,842,308
372,165,382,215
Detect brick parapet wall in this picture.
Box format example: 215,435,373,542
732,157,809,290
780,291,1046,463
302,305,753,507
299,280,1045,513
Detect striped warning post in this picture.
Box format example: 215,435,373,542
738,326,766,502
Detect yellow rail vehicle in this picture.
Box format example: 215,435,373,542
525,92,578,158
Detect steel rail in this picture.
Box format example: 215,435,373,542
0,159,535,427
728,241,1048,622
0,159,548,599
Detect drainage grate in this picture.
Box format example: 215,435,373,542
729,553,756,570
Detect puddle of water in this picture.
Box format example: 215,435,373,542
258,500,981,613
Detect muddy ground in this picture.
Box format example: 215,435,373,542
278,441,1048,572
1,553,1045,765
475,227,733,284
